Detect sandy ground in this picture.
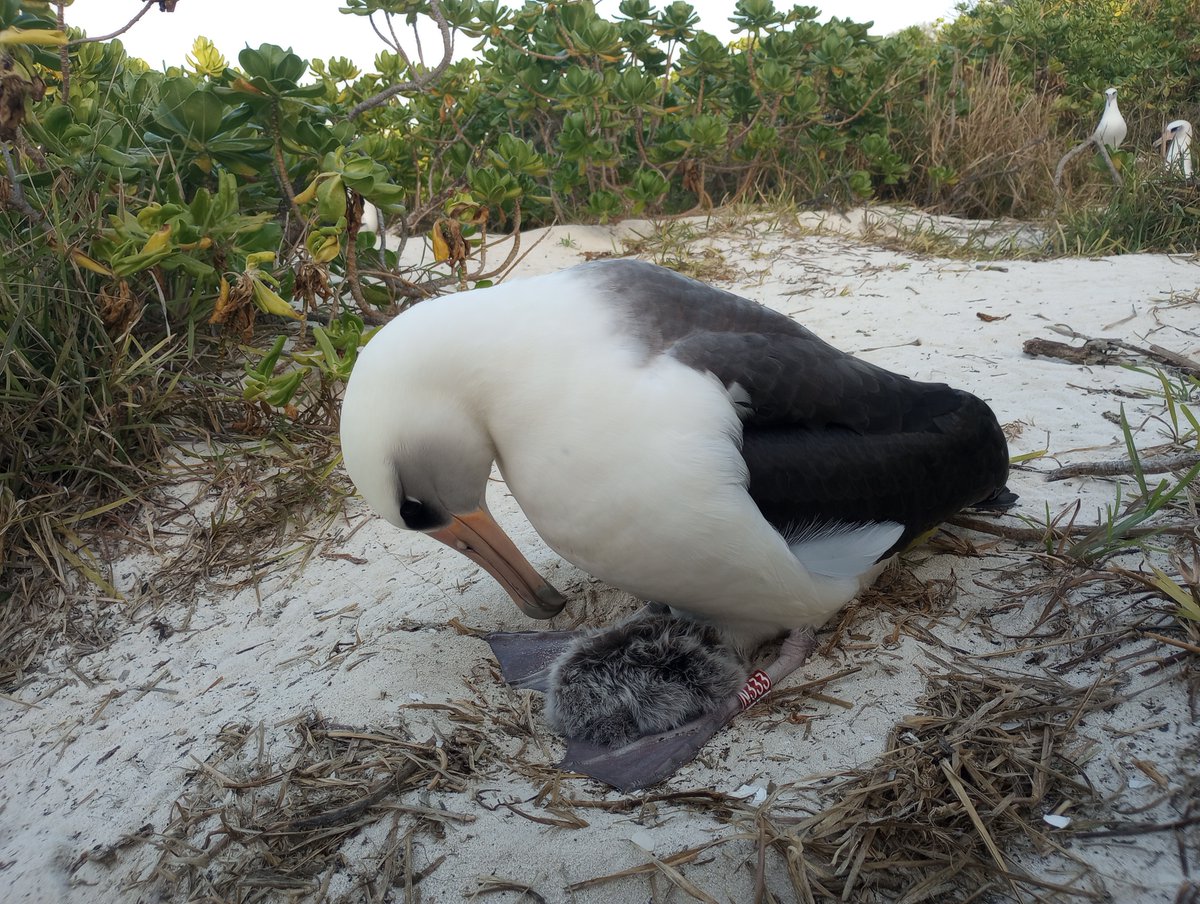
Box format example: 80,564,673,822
2,210,1199,903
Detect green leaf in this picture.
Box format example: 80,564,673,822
316,174,346,222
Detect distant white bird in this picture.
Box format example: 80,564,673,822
1092,87,1127,150
359,203,384,250
1154,120,1194,178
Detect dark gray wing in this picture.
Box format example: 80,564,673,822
584,259,1011,551
741,391,1011,552
585,258,950,430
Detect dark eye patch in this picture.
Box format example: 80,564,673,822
399,497,447,531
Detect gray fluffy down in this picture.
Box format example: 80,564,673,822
544,611,748,747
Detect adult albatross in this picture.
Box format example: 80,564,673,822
1154,119,1193,178
1093,87,1128,150
341,259,1011,789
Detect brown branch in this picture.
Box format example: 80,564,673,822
66,0,157,46
56,3,69,103
468,202,524,282
1,141,44,224
1023,337,1123,366
410,15,426,67
368,12,401,52
343,190,376,319
1048,451,1200,482
358,269,448,303
1094,138,1123,187
1023,335,1200,378
347,0,454,119
1071,813,1200,839
1054,135,1122,194
269,113,302,220
1053,139,1091,192
1115,340,1200,378
1140,632,1200,655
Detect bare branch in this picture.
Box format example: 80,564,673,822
347,0,454,120
411,16,426,67
56,3,70,102
1094,138,1124,186
368,12,401,53
384,12,407,62
66,0,157,47
342,191,378,320
1047,451,1200,482
1,141,44,224
269,114,303,220
469,204,525,282
1054,136,1123,195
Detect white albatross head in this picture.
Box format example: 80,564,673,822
1153,119,1194,178
340,309,567,619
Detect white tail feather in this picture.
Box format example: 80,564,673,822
788,521,904,579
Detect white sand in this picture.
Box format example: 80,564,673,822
2,210,1198,902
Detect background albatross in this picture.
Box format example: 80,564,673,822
340,259,1012,789
1155,119,1194,178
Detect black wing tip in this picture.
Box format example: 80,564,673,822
970,486,1019,512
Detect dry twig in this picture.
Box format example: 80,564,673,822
347,0,454,119
1048,451,1200,482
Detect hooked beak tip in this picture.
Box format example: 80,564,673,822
521,584,568,620
430,508,569,620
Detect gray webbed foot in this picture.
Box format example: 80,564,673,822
486,629,578,692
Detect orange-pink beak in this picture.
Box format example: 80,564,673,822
429,507,567,619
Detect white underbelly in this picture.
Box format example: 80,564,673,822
493,355,854,631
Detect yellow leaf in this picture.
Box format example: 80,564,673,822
1151,566,1200,620
70,250,113,277
0,27,68,47
294,175,322,205
138,224,174,255
135,204,163,228
139,224,173,256
245,251,276,269
312,234,341,263
187,36,227,78
431,222,450,262
251,278,301,320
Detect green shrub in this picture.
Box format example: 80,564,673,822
1053,159,1200,254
